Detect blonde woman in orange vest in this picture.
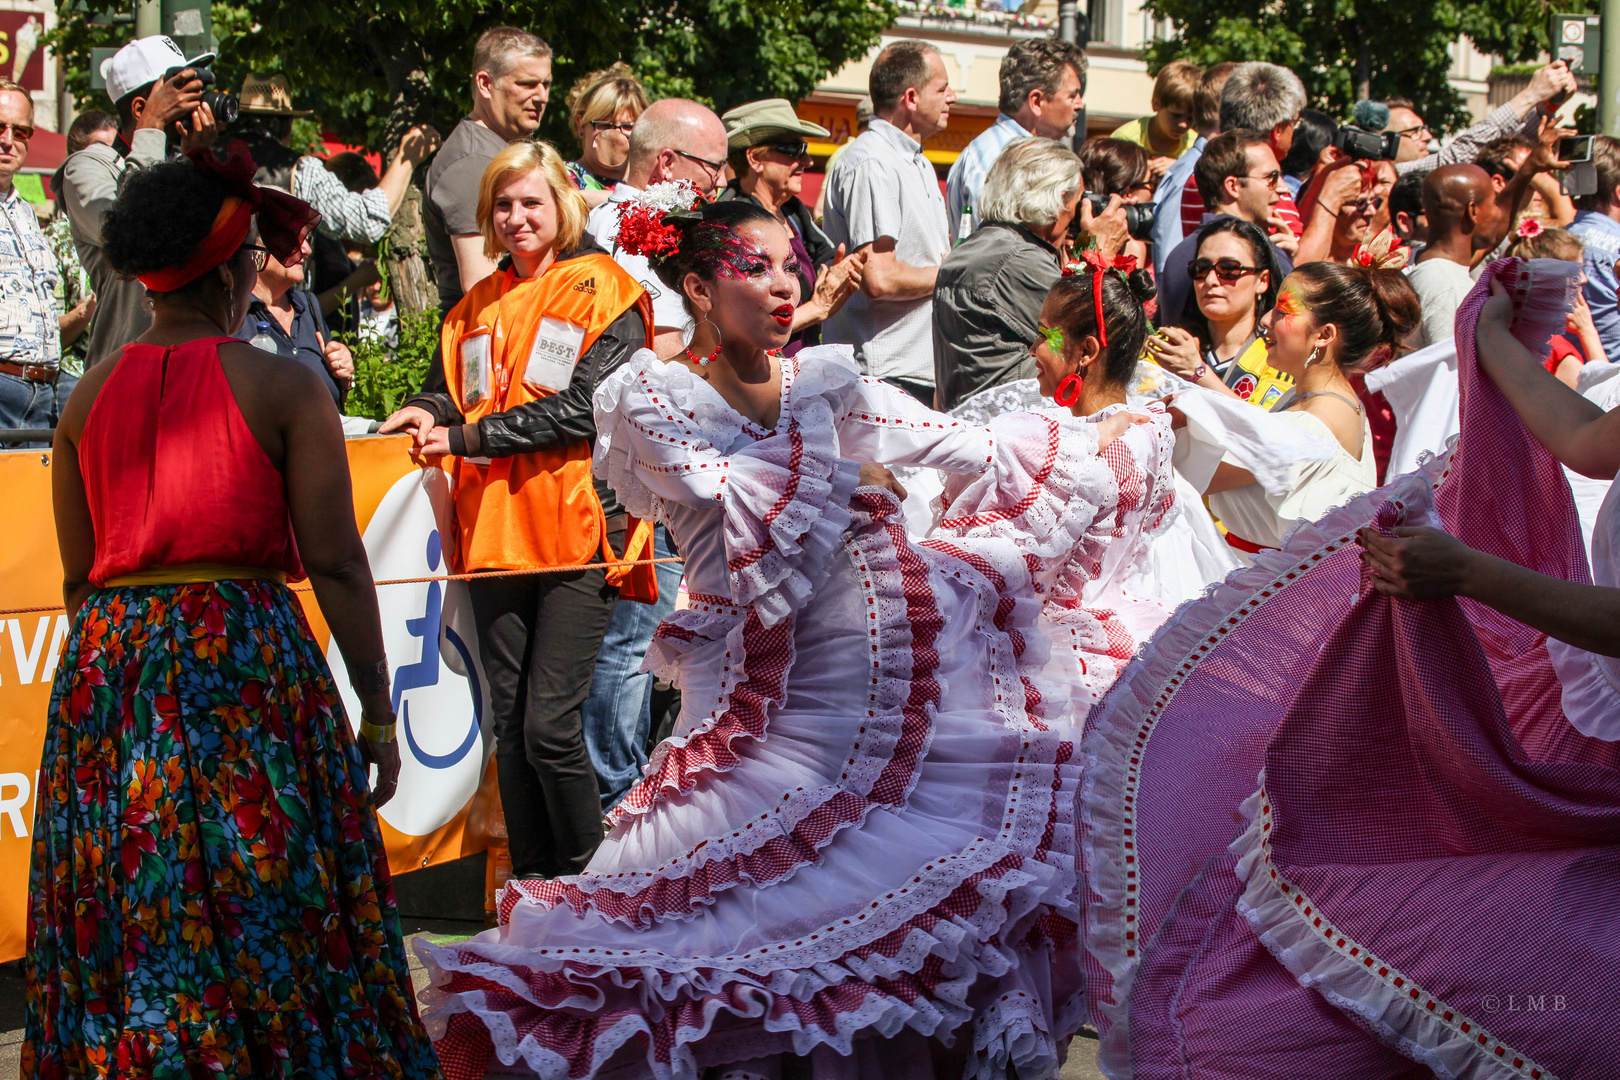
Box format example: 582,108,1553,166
381,141,652,879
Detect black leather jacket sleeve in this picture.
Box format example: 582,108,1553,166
435,305,648,459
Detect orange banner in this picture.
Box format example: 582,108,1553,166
0,435,495,963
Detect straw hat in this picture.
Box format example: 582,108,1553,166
237,73,312,117
721,98,830,149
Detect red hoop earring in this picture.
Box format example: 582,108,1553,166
1054,373,1084,407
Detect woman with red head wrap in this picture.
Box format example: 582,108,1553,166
25,149,443,1078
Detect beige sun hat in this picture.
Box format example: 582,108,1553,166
721,98,830,149
237,73,313,117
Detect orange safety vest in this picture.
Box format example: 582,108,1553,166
442,252,659,602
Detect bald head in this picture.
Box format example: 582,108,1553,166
624,99,729,194
1421,164,1496,241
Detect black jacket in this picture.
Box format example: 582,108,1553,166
404,235,649,515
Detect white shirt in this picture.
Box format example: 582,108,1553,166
586,183,695,343
1404,257,1477,351
821,119,952,386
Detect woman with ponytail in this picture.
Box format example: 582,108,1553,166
1204,260,1420,555
417,182,1181,1080
938,258,1180,711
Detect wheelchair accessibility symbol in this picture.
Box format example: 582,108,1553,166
327,467,489,837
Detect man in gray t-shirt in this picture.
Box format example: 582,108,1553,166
423,27,553,312
822,40,956,402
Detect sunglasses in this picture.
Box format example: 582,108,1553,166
1188,257,1260,284
674,149,726,178
1239,169,1283,187
589,119,635,135
766,140,809,158
241,243,269,271
0,122,33,142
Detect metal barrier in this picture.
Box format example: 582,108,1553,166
0,429,54,443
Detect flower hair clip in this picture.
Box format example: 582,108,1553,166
1516,217,1546,240
1350,226,1410,271
615,180,706,262
1060,249,1137,348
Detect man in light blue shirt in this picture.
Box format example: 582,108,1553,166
945,38,1085,243
1151,132,1206,279
1569,139,1620,362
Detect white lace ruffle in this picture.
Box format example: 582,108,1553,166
935,409,1110,576
1079,459,1454,1060
594,347,861,629
417,845,1065,1080
1230,779,1555,1080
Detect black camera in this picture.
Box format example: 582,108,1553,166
1333,125,1399,162
164,65,240,126
1080,192,1155,241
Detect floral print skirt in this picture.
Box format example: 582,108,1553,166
24,580,443,1080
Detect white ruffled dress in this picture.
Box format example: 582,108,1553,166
416,346,1168,1080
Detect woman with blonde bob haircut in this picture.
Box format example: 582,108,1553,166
565,62,649,208
380,139,654,880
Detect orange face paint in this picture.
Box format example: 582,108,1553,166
1275,283,1307,322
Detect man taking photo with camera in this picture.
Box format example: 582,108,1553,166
56,34,219,367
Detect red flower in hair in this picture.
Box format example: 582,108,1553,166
1516,217,1546,240
615,202,685,260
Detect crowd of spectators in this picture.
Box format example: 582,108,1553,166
0,22,1607,880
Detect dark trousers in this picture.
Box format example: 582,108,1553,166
468,535,620,878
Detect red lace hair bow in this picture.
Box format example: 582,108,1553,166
1061,250,1137,349
137,144,320,293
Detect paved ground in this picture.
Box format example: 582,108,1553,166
0,937,1106,1079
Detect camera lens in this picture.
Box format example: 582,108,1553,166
203,89,240,125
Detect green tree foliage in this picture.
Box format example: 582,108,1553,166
1140,0,1595,135
49,1,895,157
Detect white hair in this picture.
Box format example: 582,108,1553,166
977,137,1081,229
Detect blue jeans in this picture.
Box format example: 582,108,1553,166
0,369,76,447
581,524,682,809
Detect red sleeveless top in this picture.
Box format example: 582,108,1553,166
80,337,305,587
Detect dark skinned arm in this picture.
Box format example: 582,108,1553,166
272,355,401,804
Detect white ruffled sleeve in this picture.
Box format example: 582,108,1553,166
594,348,860,625
823,359,996,475
932,407,1114,562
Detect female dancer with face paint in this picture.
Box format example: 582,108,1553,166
1201,262,1421,558
416,187,1179,1080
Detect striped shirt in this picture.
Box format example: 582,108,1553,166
944,113,1029,243
293,156,392,244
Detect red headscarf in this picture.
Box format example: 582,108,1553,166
137,144,320,293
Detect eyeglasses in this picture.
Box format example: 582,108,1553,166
0,122,33,142
674,149,726,179
1239,169,1284,188
1188,257,1260,284
1391,124,1430,139
589,119,635,135
241,244,269,271
766,140,809,158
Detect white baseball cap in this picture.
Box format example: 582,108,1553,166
100,35,215,105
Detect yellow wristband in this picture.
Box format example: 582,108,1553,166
359,719,397,744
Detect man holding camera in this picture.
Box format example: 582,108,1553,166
932,137,1129,411
57,35,219,367
1382,60,1577,178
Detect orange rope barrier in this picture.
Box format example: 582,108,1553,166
0,556,687,618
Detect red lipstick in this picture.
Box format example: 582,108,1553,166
772,304,793,328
